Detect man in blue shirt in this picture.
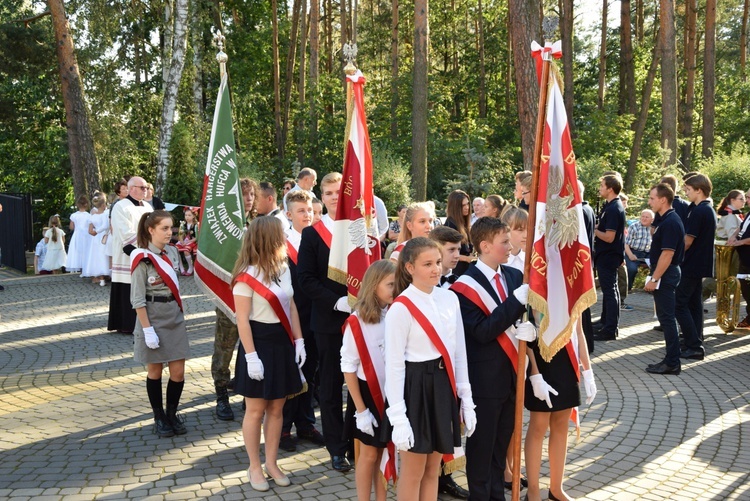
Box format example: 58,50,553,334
593,174,626,341
676,174,717,360
645,184,686,375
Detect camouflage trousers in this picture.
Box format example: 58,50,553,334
211,308,239,391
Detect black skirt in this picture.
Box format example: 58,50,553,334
344,378,389,448
108,282,136,332
234,321,302,400
524,341,581,413
380,357,461,454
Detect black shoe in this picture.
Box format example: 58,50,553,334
653,325,664,332
154,417,175,438
331,455,353,472
593,328,617,341
504,477,529,490
645,362,681,375
680,348,705,360
297,427,325,446
647,360,665,370
548,490,562,501
279,432,297,452
438,475,469,499
166,407,187,435
215,389,234,421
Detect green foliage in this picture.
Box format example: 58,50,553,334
372,146,412,214
699,147,750,203
162,122,201,205
444,147,517,202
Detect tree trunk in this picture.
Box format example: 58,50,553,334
390,0,400,139
310,0,320,163
270,0,282,160
636,0,644,43
48,0,101,199
660,0,678,166
325,0,333,74
561,0,574,135
477,0,487,119
742,0,749,83
191,0,204,121
505,12,511,114
508,0,541,170
155,0,189,195
412,0,429,201
619,0,636,115
297,1,308,163
679,0,697,169
281,0,302,158
597,0,607,110
702,0,716,158
625,28,661,194
162,0,174,85
340,0,348,83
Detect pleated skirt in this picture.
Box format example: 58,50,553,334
344,378,389,448
234,321,302,400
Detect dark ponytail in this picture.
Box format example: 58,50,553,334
393,237,440,297
137,210,173,249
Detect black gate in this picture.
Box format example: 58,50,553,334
0,193,34,273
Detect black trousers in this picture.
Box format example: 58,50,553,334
315,331,349,457
675,275,704,350
465,395,515,501
282,331,319,433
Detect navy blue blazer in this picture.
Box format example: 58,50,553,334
454,263,526,399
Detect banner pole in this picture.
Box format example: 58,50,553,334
512,44,553,501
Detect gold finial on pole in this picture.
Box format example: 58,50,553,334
343,41,358,75
214,30,228,78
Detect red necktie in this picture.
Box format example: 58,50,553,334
494,273,507,301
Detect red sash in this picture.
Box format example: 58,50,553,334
313,220,333,248
235,272,295,345
344,315,398,482
286,240,298,265
392,296,457,399
450,279,519,372
131,249,183,311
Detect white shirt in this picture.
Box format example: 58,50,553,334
476,259,508,299
340,311,387,387
321,213,334,233
384,284,471,410
232,266,294,324
506,250,525,275
389,239,408,262
285,227,302,251
374,196,389,239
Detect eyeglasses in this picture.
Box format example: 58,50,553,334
134,186,148,191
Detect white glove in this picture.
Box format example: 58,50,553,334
512,284,529,305
460,397,477,438
245,352,264,381
143,326,160,349
515,321,537,342
582,369,597,405
334,296,352,313
529,374,558,408
355,408,379,437
294,338,306,367
386,403,414,451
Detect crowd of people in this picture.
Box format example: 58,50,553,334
29,165,750,500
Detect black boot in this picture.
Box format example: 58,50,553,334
166,405,187,435
215,386,234,421
154,417,175,438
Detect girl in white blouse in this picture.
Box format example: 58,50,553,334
231,217,306,492
341,259,397,501
384,237,476,500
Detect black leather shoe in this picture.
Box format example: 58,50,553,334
438,475,469,499
504,477,529,490
216,397,234,421
331,455,353,472
645,362,681,375
680,348,705,360
154,418,175,438
653,325,664,332
297,427,325,446
166,407,187,435
548,490,562,501
647,360,665,370
279,432,297,452
593,328,617,341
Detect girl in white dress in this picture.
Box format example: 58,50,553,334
84,193,111,285
67,196,92,273
42,215,67,273
341,260,397,501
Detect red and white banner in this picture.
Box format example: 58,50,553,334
527,42,596,362
329,70,381,298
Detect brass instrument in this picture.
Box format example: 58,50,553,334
715,244,742,333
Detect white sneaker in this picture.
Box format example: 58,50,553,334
100,280,106,287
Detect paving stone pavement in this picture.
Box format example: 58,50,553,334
1,268,750,500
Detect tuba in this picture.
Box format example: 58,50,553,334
715,244,742,333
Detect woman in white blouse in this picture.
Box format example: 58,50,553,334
384,238,476,500
231,217,306,492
